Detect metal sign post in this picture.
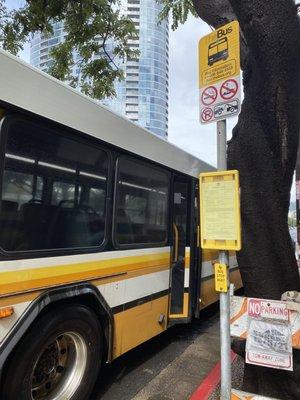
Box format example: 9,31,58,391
198,21,241,400
218,119,231,399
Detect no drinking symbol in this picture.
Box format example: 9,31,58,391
220,79,238,100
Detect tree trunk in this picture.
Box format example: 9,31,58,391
194,0,300,397
227,0,300,297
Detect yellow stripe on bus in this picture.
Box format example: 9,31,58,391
0,252,170,296
0,249,232,300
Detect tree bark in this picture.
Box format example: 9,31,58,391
227,0,300,294
194,0,300,397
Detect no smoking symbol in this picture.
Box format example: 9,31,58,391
201,107,213,122
201,86,217,106
220,79,238,100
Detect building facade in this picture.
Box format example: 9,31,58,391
30,1,169,138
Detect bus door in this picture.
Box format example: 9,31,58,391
169,177,189,321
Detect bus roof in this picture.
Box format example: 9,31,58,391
0,49,214,178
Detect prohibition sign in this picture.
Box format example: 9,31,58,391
201,86,218,106
220,79,238,100
201,107,213,122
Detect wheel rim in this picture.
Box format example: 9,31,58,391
30,331,87,400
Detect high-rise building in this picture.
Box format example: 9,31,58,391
30,1,169,138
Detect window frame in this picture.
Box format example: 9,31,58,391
0,114,111,259
113,155,170,249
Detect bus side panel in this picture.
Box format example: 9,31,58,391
0,248,171,362
113,294,169,358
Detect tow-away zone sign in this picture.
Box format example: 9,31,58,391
231,296,299,372
246,298,293,371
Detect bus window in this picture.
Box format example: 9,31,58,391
0,119,108,252
115,157,169,246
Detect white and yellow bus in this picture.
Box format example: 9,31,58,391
0,50,241,400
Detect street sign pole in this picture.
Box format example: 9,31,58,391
217,119,231,400
198,21,242,400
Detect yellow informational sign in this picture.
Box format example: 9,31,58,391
198,21,241,124
214,263,228,292
199,21,240,88
199,170,241,250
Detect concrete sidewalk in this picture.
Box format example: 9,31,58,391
132,314,221,400
208,355,244,400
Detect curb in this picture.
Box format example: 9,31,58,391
190,351,237,400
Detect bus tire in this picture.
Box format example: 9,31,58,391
2,304,103,400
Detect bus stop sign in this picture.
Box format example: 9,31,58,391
199,21,241,124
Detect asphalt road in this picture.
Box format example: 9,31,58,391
90,305,220,400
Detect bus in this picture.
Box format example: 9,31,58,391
208,37,229,66
0,50,241,400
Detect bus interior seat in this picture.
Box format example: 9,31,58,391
51,207,103,248
21,203,59,250
1,200,18,213
0,199,114,250
0,200,21,250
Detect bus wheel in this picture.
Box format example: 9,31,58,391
2,304,103,400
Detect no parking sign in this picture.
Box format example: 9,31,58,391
198,21,241,124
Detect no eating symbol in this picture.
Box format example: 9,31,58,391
220,79,238,100
201,86,217,106
201,107,213,122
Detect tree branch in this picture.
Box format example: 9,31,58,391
192,0,236,27
100,16,119,70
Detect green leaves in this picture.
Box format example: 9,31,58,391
0,0,138,99
159,0,197,30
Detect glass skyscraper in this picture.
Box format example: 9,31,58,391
30,1,169,138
